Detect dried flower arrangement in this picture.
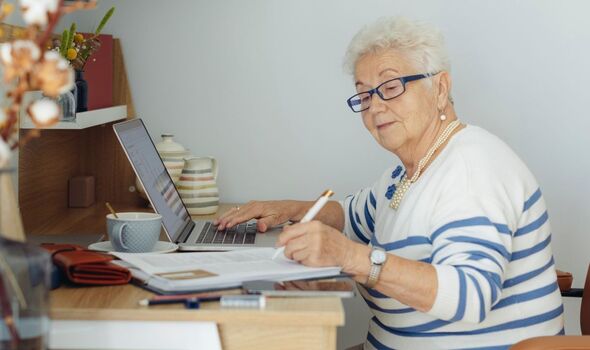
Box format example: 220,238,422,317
0,0,98,168
0,2,99,347
53,6,114,70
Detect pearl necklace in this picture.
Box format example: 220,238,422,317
389,119,461,210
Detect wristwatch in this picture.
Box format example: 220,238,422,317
366,246,387,288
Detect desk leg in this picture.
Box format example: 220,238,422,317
219,324,336,350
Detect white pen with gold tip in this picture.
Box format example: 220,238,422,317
272,189,334,260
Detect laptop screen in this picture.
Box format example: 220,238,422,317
113,119,191,242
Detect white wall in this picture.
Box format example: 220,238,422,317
69,0,590,347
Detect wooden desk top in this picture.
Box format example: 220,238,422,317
47,203,344,328
50,284,344,327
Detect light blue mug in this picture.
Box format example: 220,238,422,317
106,212,162,253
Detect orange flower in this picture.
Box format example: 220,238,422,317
31,51,74,98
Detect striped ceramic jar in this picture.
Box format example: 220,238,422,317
156,134,190,184
136,134,189,201
177,156,219,215
161,154,187,183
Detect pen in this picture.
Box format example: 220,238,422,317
138,295,265,309
138,296,221,309
272,189,334,260
139,290,234,305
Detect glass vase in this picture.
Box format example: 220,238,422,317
56,90,76,122
0,169,51,350
74,70,88,113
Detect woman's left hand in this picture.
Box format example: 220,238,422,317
278,221,352,267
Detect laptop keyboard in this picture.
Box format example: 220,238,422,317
195,222,257,245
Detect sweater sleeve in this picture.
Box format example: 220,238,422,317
427,194,515,324
339,183,379,245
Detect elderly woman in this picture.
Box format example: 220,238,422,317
216,17,563,349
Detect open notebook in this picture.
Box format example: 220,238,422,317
113,248,342,294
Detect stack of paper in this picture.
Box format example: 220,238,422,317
113,248,341,294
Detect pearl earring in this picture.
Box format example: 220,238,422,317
440,114,447,121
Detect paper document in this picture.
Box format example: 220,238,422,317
50,320,221,350
113,248,341,294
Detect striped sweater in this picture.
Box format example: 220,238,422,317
342,125,563,350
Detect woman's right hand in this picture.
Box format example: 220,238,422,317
214,200,307,232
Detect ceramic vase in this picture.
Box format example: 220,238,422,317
74,70,88,113
156,134,190,184
177,156,219,215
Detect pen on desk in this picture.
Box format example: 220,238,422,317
138,296,221,309
272,189,334,260
140,290,233,303
138,295,264,309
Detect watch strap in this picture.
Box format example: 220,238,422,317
366,263,381,288
365,247,385,288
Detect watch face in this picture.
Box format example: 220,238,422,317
371,249,387,264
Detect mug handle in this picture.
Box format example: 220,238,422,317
111,222,129,251
210,157,218,180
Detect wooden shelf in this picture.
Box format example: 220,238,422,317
20,103,127,130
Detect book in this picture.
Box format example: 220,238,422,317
112,248,342,294
82,33,113,110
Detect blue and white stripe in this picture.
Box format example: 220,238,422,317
343,186,377,245
340,126,563,349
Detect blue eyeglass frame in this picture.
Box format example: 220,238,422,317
346,73,436,113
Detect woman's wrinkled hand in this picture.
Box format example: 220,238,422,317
214,200,303,232
278,221,352,268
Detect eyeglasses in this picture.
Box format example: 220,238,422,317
346,73,436,113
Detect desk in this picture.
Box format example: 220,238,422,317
50,285,343,349
43,204,344,349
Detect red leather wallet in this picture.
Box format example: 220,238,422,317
41,243,131,285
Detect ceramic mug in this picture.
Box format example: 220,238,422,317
107,212,162,253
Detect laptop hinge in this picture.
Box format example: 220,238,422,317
177,221,196,243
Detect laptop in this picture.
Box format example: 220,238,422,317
113,119,281,251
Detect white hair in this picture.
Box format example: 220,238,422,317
344,17,451,77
